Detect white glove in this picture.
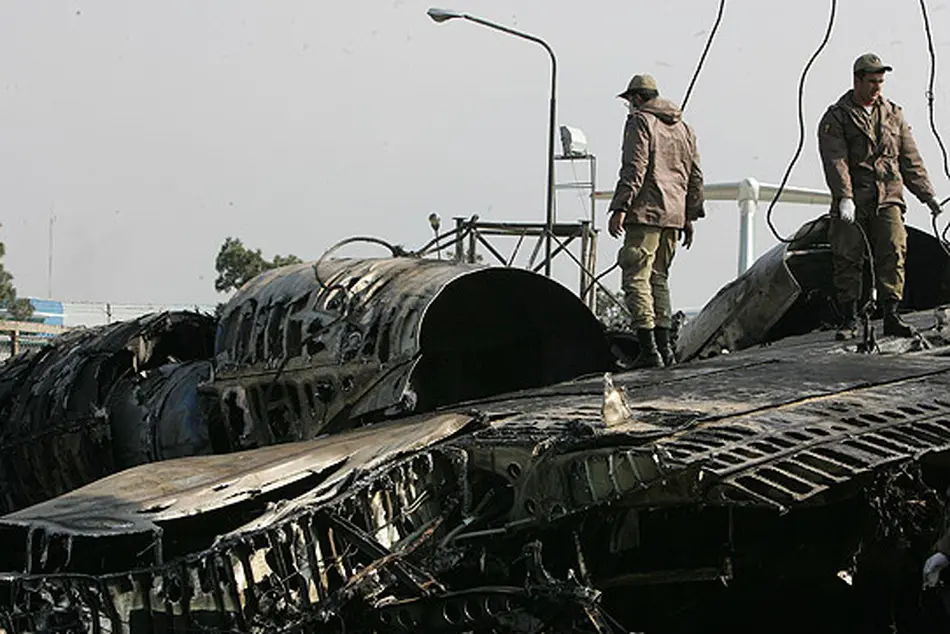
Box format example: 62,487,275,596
838,198,856,224
924,552,950,588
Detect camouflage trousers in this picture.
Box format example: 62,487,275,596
829,204,906,303
617,224,678,330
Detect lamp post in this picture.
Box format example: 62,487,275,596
427,8,557,277
428,212,442,259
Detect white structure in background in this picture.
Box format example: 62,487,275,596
593,177,833,277
559,126,589,157
61,301,216,327
707,178,832,276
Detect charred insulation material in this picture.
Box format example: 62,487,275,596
0,312,215,514
208,258,613,449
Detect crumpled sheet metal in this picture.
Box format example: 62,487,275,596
209,257,611,447
656,368,950,510
6,328,950,631
675,235,802,363
677,216,950,362
0,312,215,514
0,413,478,634
108,360,214,469
1,411,476,548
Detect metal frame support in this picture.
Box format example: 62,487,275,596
737,177,759,277
449,217,599,310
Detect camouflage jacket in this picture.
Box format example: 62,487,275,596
608,97,705,229
818,90,936,212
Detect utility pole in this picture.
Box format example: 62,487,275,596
47,204,55,299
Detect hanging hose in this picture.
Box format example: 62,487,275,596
681,0,726,112
917,0,950,256
764,0,836,245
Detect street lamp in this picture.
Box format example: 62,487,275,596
426,7,557,277
426,8,463,22
428,212,442,259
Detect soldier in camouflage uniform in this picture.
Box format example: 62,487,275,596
818,53,944,340
608,74,705,368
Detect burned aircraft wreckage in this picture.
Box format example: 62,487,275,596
3,219,950,632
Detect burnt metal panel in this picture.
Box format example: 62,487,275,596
108,360,214,468
207,258,613,447
5,322,950,631
0,413,477,633
0,312,215,514
677,216,950,362
1,412,476,546
675,223,811,363
6,221,950,631
657,379,950,509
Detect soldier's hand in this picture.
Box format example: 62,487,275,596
608,211,625,238
927,197,944,217
838,198,856,224
681,220,694,250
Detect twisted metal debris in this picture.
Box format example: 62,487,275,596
2,228,950,631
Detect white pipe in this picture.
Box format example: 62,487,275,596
592,182,831,203
737,177,759,277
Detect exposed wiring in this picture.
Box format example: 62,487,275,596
681,0,726,112
918,0,950,256
765,0,836,244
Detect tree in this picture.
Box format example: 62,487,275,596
594,286,630,331
214,237,302,294
0,237,33,322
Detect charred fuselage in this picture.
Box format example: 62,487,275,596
1,224,950,633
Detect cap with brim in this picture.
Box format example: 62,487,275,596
618,73,658,98
853,53,892,74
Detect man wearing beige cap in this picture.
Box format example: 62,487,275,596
818,53,944,341
607,73,704,368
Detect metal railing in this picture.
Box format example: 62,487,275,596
0,320,69,358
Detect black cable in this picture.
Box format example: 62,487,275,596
919,0,950,183
762,0,881,340
918,0,950,257
765,0,836,244
856,222,877,301
681,0,726,111
313,235,407,302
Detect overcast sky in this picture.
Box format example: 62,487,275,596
1,0,949,310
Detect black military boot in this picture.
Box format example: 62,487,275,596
654,327,677,367
633,328,664,369
882,300,914,337
835,299,858,341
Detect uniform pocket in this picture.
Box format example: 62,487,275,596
618,243,649,270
